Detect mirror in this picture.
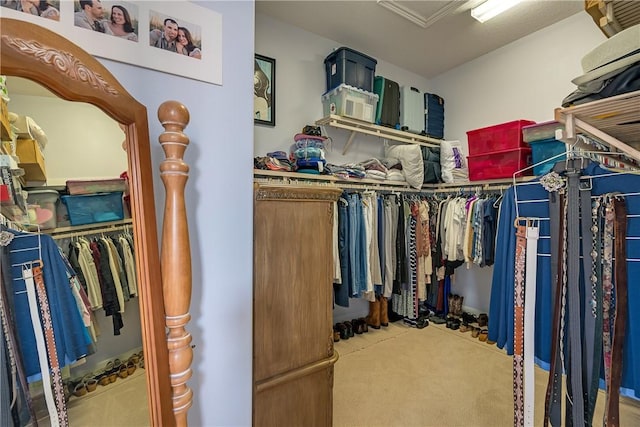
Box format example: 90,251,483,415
1,17,173,426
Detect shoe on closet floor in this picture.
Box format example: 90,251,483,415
336,323,349,340
72,382,87,397
365,297,381,329
333,325,341,342
429,314,446,325
416,316,429,329
351,318,363,334
358,317,369,333
461,312,478,325
379,296,389,327
478,313,488,327
344,320,354,338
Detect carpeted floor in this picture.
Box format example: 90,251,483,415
36,367,149,427
333,321,640,427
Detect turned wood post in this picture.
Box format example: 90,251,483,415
157,101,193,426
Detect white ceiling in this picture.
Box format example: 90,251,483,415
256,0,585,79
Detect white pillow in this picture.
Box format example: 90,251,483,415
385,144,424,189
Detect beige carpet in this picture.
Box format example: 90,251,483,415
35,367,149,427
334,321,640,427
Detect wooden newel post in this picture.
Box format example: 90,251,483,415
157,100,193,426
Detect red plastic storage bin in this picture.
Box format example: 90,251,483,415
466,120,535,156
467,148,532,181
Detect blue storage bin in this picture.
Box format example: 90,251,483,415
61,192,124,226
529,138,566,175
324,47,377,92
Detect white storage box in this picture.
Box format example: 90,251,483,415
321,84,378,123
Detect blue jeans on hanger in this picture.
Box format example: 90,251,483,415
334,197,350,307
347,193,368,297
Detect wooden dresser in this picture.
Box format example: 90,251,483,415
253,184,341,426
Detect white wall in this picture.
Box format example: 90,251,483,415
98,1,255,425
255,13,432,165
432,11,605,313
9,94,128,186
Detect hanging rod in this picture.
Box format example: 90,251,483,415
254,170,525,193
46,218,133,240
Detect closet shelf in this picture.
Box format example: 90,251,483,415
555,89,640,164
584,0,640,37
315,115,442,154
45,218,133,237
254,169,529,192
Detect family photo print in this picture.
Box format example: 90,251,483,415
1,0,222,85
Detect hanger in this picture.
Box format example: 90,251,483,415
493,188,504,208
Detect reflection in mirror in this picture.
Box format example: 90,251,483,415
1,77,150,425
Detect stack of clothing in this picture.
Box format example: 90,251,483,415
290,133,326,174
325,158,405,183
357,158,388,180
563,23,640,107
325,163,365,179
381,158,405,182
254,151,295,172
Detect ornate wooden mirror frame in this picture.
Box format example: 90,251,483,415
0,17,174,426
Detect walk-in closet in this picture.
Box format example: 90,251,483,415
254,2,640,426
4,1,640,426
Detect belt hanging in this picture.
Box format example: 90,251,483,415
544,191,564,427
579,180,597,424
524,222,539,427
565,170,585,427
513,223,527,427
23,266,60,427
602,198,615,412
33,266,69,427
588,197,605,426
605,197,628,427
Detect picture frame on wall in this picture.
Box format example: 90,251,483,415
254,54,275,126
0,1,222,85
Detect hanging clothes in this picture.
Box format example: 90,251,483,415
0,237,34,427
331,188,503,323
4,229,93,380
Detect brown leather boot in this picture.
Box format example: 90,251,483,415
365,297,381,329
456,295,464,316
379,296,389,327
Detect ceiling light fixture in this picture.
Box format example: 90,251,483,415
471,0,523,23
377,0,428,29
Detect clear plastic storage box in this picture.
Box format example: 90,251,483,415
322,84,379,123
26,189,59,230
